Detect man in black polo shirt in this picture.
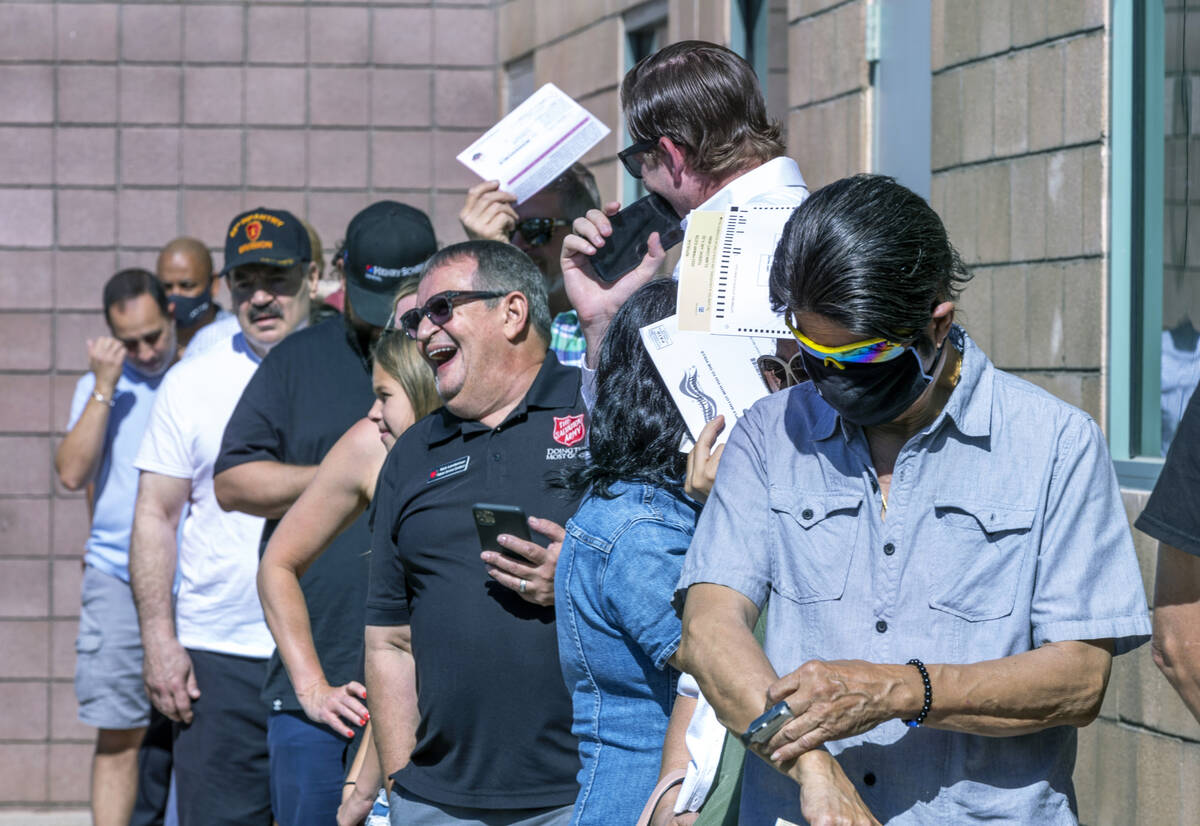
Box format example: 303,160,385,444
366,240,583,825
213,201,437,826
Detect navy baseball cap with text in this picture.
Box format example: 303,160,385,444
221,207,311,275
343,201,438,328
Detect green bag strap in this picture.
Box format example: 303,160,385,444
692,602,768,826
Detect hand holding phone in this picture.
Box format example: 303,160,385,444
473,503,532,561
588,193,684,283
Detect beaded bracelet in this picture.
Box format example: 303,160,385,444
902,658,932,728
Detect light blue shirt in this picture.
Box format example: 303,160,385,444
677,326,1151,825
67,363,166,582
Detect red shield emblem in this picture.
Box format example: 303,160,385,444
552,414,585,447
245,220,262,242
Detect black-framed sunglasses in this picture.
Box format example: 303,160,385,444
398,290,504,339
510,217,570,248
618,138,659,179
756,352,809,393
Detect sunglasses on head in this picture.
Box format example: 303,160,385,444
398,290,503,339
756,353,808,392
784,314,910,369
510,217,570,248
618,138,659,179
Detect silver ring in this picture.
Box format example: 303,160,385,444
519,579,527,594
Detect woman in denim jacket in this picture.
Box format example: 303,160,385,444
555,279,708,825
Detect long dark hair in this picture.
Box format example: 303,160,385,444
566,279,688,498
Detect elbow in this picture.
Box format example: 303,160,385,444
54,453,86,491
212,472,240,512
1071,655,1113,728
57,469,86,492
1152,624,1199,700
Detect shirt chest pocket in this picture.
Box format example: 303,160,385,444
927,499,1035,621
768,488,863,605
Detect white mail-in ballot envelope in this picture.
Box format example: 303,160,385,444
639,313,774,446
456,83,610,204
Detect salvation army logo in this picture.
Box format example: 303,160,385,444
552,414,585,447
245,220,262,242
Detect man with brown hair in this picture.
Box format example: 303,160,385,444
561,40,808,373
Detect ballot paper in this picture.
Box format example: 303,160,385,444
639,313,774,446
456,83,610,204
677,204,796,338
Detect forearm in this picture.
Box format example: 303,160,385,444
920,641,1112,734
364,628,419,777
659,693,696,778
258,558,325,692
129,499,180,645
1152,542,1200,722
214,460,317,518
55,405,111,490
676,585,777,734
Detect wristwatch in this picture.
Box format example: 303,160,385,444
91,390,116,408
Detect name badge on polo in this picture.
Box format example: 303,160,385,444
427,455,470,484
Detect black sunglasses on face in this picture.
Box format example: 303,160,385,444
398,290,504,339
618,138,659,179
510,217,570,248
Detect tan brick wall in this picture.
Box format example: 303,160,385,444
786,0,868,188
0,0,499,809
929,0,1106,420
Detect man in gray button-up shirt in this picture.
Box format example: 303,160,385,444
674,175,1150,825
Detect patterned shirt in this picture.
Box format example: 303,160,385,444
550,309,586,368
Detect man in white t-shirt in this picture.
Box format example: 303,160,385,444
129,207,319,826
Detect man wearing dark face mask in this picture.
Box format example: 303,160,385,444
673,175,1152,825
156,236,238,359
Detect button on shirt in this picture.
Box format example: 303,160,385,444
676,327,1151,825
215,316,376,711
366,353,585,810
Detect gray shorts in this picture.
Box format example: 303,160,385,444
388,789,572,826
75,564,151,730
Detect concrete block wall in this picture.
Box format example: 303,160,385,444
786,0,868,189
0,0,497,810
929,0,1106,420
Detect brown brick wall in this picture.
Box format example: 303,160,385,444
0,0,498,810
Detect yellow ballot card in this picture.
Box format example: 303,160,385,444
677,210,725,332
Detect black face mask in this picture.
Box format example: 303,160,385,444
800,345,937,427
171,293,213,328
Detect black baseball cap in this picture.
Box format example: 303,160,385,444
221,207,311,275
344,201,437,328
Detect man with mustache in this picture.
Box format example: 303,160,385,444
213,201,437,826
129,208,318,826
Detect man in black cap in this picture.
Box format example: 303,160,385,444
213,200,437,826
130,206,318,826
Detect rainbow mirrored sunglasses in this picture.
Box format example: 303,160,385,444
784,314,910,369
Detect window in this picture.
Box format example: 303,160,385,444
868,0,932,199
505,54,535,113
1111,0,1200,486
731,0,769,90
622,1,669,205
